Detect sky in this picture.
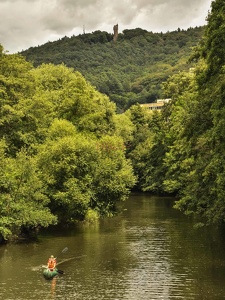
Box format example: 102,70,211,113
0,0,213,54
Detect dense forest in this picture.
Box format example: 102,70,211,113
1,0,225,243
21,26,204,111
0,51,136,241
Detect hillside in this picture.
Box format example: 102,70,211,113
21,26,205,111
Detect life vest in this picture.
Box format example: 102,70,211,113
48,258,56,269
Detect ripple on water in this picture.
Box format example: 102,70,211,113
115,223,196,299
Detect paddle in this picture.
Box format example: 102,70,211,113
56,247,68,259
55,247,68,274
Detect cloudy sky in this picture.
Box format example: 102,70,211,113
0,0,212,53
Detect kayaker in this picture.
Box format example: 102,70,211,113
47,255,57,271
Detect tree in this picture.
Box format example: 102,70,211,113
0,142,56,240
0,49,35,155
161,72,198,194
171,0,225,225
92,135,136,215
31,63,117,137
201,0,225,78
36,120,136,222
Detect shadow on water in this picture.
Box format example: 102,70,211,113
1,193,225,299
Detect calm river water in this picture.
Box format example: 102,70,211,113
1,193,225,300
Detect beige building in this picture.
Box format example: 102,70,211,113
140,98,171,111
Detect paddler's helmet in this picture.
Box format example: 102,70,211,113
50,255,54,258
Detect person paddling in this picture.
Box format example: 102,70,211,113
47,255,57,271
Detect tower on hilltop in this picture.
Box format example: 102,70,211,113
113,24,118,42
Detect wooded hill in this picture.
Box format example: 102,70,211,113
21,26,205,111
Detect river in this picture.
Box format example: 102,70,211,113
0,193,225,300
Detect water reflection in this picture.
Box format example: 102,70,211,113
50,277,57,299
1,193,225,299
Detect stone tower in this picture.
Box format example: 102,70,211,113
113,24,118,42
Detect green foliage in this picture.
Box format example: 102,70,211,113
169,0,225,225
3,0,225,233
134,0,225,226
0,143,57,240
92,135,136,215
160,73,197,194
201,0,225,77
36,132,97,221
85,209,99,223
0,52,35,155
0,48,136,241
122,0,225,227
113,113,135,144
20,27,204,111
31,63,116,137
37,131,136,222
126,106,161,190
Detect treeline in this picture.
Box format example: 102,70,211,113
126,0,225,227
20,26,204,111
0,48,137,242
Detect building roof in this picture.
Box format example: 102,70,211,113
140,99,171,111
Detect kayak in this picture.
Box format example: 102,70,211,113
42,267,61,280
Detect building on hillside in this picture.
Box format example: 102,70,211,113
140,98,171,111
